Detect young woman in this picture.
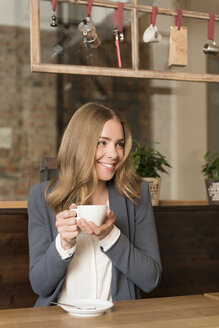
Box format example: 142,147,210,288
28,102,162,307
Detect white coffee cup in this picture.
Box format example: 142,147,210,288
73,205,108,227
143,24,162,43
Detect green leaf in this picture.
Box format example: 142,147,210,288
131,140,171,178
202,152,219,181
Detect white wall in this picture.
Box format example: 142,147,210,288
0,0,30,27
150,0,209,200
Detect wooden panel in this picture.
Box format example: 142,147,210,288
1,205,219,309
143,205,219,298
0,210,37,309
0,288,37,310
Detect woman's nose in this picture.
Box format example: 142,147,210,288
106,145,117,158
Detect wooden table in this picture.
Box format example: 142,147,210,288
205,292,219,301
1,295,219,328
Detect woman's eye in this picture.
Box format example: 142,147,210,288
97,141,106,146
117,142,125,148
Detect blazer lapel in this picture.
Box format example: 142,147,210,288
108,180,129,239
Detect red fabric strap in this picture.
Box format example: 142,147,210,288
86,0,93,17
114,8,118,29
175,9,182,30
51,0,59,12
118,2,124,33
150,6,158,26
208,14,215,40
114,3,124,32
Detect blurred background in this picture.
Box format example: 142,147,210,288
0,0,219,201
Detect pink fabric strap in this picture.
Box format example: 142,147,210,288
208,14,215,40
51,0,59,12
86,0,93,17
175,9,182,30
150,6,158,26
114,2,124,32
118,2,124,33
114,8,118,29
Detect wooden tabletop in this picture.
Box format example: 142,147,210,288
1,295,219,328
204,292,219,301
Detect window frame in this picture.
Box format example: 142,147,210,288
30,0,219,83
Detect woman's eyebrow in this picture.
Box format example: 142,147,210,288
99,136,110,140
99,137,125,142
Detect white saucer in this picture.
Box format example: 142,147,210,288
59,299,114,317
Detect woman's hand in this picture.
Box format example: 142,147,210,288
56,203,79,250
77,209,116,240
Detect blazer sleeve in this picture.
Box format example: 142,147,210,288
104,181,162,293
28,183,72,297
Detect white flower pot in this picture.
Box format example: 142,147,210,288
142,177,161,206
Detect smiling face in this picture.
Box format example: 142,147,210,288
95,118,125,183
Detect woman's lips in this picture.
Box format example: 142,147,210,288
98,162,116,170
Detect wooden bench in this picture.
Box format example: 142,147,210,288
1,203,219,309
0,205,37,309
143,205,219,298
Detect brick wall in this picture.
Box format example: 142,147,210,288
0,21,152,201
0,25,57,200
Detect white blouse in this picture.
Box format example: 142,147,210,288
56,225,120,302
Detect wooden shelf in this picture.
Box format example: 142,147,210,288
0,201,27,209
159,200,208,206
0,200,210,209
30,0,219,83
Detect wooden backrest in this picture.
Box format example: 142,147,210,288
40,157,57,182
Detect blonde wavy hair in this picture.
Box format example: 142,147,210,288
46,102,141,213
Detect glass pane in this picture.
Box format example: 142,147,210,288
139,12,219,74
40,1,132,68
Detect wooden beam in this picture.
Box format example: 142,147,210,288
32,63,219,83
131,0,139,70
30,0,41,67
59,0,219,21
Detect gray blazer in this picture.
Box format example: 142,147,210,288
28,179,162,307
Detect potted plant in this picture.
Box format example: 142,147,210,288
131,141,171,205
202,152,219,205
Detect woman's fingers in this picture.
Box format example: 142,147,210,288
56,207,78,230
57,222,78,232
57,207,116,241
56,208,77,221
77,210,116,239
77,219,94,234
56,217,77,229
55,204,79,249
